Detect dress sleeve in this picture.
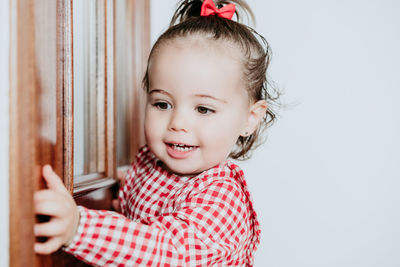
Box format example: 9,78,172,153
62,179,251,266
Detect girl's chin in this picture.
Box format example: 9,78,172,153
161,161,202,177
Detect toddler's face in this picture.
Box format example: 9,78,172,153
144,38,252,176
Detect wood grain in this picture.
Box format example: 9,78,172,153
115,0,150,166
9,0,38,265
9,0,149,265
62,0,74,193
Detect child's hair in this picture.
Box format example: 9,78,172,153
143,0,279,160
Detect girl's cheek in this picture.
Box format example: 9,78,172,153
144,114,157,139
145,119,158,136
197,120,221,140
145,111,167,139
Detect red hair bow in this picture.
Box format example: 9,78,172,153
200,0,236,20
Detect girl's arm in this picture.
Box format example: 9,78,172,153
34,164,134,254
63,179,251,266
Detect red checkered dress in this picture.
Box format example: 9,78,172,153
64,146,260,266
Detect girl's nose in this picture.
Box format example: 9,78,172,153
168,110,188,132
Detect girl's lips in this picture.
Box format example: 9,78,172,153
165,143,198,159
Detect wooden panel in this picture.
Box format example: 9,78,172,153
61,0,74,193
97,0,106,174
72,0,115,179
130,0,150,161
9,0,80,266
105,0,117,179
116,0,150,166
9,0,149,265
10,0,64,266
9,0,39,266
35,2,66,265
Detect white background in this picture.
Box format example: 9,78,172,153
0,0,9,265
151,1,400,266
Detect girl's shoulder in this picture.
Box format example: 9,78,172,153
196,160,261,258
200,159,246,188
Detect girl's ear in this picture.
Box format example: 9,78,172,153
241,100,268,137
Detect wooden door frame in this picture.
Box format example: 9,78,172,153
9,0,150,266
9,0,43,266
9,0,70,266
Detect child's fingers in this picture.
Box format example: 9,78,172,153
42,165,67,193
112,199,121,212
34,220,66,237
34,236,63,255
34,189,59,202
34,191,65,217
117,170,127,186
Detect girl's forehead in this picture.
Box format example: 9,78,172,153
151,38,244,83
148,36,249,102
159,35,243,61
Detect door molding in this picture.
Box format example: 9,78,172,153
9,0,41,265
9,0,150,266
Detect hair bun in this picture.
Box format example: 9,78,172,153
170,0,203,26
170,0,255,26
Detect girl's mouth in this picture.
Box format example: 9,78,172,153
170,143,195,151
166,143,198,159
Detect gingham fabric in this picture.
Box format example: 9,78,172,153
64,146,260,266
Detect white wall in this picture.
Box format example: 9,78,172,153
0,0,10,266
151,1,400,266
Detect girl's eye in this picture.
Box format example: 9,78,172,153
197,106,215,115
154,102,172,110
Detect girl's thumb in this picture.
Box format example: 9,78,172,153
42,165,66,192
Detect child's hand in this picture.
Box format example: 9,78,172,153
34,165,80,254
111,169,127,212
117,169,127,187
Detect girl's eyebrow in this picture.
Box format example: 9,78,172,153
194,94,228,104
148,89,171,97
149,90,227,104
